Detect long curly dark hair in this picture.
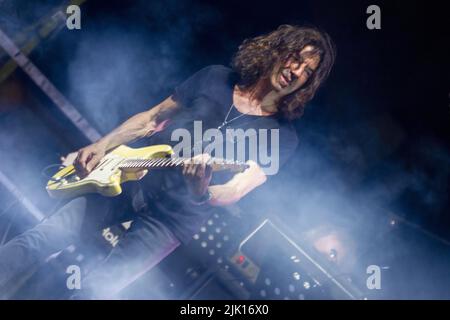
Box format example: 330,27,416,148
231,25,336,120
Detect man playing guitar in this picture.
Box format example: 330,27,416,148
0,25,335,299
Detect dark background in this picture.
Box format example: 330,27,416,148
0,0,449,299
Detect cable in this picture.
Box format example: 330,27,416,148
41,163,66,180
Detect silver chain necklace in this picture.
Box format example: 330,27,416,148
217,104,252,130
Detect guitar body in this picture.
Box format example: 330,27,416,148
46,144,174,199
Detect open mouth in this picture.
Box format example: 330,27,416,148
279,69,294,88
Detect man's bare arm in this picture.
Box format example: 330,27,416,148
74,96,179,174
96,95,178,151
208,160,267,206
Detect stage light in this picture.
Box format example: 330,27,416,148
236,255,245,264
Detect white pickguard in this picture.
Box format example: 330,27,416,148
83,154,124,185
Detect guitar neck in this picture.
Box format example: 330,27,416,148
119,157,248,172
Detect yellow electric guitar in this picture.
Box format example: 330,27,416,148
46,144,248,199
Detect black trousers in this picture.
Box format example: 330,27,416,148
0,192,181,299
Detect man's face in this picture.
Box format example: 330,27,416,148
269,45,321,96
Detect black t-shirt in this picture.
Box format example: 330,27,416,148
137,65,298,244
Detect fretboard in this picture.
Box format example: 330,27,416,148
119,157,248,172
